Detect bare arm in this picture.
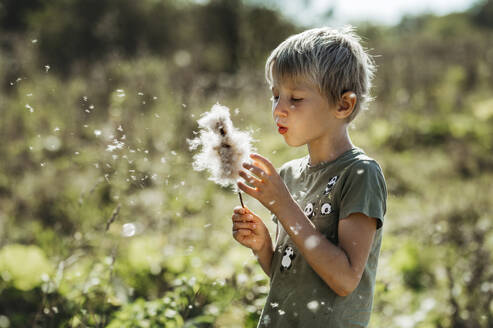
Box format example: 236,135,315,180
276,201,376,296
252,240,274,277
232,206,275,277
253,223,279,277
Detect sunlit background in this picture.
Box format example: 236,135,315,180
0,0,492,327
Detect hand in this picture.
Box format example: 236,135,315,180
237,153,292,215
231,206,271,253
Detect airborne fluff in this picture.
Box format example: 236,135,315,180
187,103,256,193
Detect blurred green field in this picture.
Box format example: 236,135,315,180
0,0,492,327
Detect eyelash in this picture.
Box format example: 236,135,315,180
270,96,303,102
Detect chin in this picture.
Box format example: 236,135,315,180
284,138,305,148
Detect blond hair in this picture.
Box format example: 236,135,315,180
265,26,376,121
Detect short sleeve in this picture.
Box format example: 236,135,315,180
339,160,387,229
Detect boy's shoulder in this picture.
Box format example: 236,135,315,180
340,150,385,185
276,148,385,181
277,155,307,175
347,151,382,169
280,155,306,168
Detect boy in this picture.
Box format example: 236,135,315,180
231,26,387,327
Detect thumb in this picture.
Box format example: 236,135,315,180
235,205,251,215
240,205,253,215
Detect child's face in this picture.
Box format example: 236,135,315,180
271,76,341,148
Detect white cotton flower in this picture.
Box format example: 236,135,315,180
307,300,319,312
106,139,125,152
187,103,256,192
305,235,320,250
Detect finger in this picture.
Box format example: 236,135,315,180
234,206,250,215
238,229,252,236
242,162,267,180
234,213,253,222
237,180,258,198
233,229,252,238
233,222,256,230
250,153,275,174
239,170,262,186
233,214,254,223
233,221,257,230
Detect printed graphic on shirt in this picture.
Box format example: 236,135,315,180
280,245,296,272
323,175,339,195
304,202,316,219
320,202,332,215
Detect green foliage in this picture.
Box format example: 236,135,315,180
1,0,297,76
107,275,236,328
0,244,53,291
391,242,432,291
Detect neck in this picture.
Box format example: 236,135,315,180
307,128,354,166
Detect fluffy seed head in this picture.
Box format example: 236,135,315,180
187,103,256,192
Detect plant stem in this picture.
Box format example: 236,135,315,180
238,191,245,208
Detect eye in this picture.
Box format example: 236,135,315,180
270,96,279,102
291,98,303,102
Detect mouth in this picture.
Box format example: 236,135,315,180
277,124,288,134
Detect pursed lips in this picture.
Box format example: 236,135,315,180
277,123,288,134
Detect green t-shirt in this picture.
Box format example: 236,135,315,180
258,147,387,328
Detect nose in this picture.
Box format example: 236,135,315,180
272,97,288,121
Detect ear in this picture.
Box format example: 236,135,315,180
334,91,357,120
